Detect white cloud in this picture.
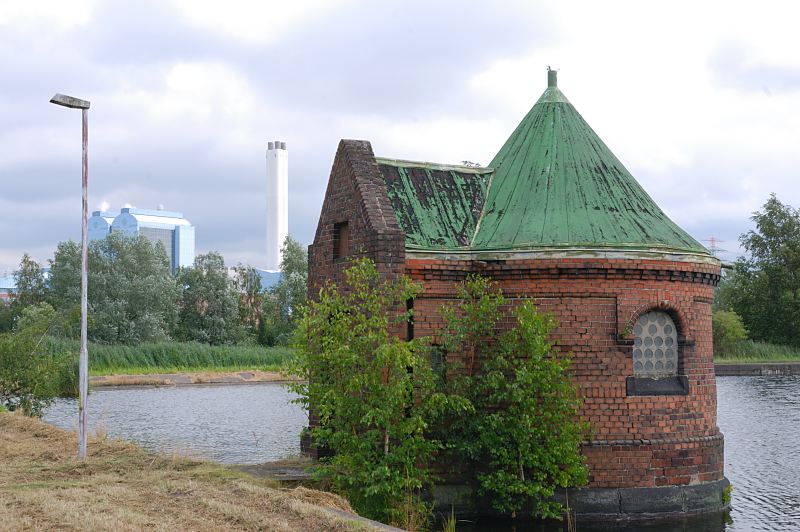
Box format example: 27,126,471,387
171,0,350,44
0,0,94,29
4,0,800,271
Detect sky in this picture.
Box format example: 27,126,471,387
2,0,800,274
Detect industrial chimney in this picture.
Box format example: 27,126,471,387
266,140,289,272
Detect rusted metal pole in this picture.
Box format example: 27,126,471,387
78,107,89,460
49,93,90,460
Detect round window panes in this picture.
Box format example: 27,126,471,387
632,311,678,377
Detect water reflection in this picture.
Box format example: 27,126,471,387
43,383,307,464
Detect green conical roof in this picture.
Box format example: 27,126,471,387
470,71,709,255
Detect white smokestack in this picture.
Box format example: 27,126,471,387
266,140,288,272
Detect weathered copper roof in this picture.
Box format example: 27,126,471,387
471,71,708,255
375,71,710,258
377,158,490,250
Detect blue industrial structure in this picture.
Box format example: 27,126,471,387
89,207,195,272
87,211,115,242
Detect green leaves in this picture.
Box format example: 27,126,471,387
177,251,243,345
292,265,588,525
261,236,308,346
441,280,588,518
289,259,447,527
0,303,70,416
46,233,180,344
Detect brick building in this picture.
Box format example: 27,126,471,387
308,71,728,519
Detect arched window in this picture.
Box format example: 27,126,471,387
633,310,678,377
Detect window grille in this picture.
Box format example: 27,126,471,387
632,311,678,377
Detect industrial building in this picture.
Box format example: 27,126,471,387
307,70,727,519
89,207,195,273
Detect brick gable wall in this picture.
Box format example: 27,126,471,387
308,140,405,298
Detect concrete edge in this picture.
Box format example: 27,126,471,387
322,507,406,531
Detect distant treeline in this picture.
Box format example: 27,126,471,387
0,232,307,347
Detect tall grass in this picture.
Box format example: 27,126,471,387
46,338,295,384
715,340,800,362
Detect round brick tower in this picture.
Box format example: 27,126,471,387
308,70,727,520
409,70,726,518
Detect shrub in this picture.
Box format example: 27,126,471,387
0,304,71,415
713,310,748,356
294,262,588,525
290,259,467,528
441,275,588,517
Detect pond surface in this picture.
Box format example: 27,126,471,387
43,376,800,530
718,375,800,531
44,383,306,464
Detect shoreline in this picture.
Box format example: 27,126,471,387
89,370,300,388
714,362,800,376
88,363,800,389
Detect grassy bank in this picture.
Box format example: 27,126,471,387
0,412,369,531
715,340,800,363
45,339,296,396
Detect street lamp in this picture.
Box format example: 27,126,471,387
50,93,90,460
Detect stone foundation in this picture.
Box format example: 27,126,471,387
433,478,730,521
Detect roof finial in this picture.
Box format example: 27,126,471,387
547,66,558,88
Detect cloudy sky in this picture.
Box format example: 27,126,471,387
2,0,799,274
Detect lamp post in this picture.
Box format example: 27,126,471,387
50,93,90,460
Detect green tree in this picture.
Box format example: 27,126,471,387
441,275,588,518
261,235,307,345
12,254,47,312
290,259,464,528
232,264,264,339
0,300,13,334
177,251,244,345
0,303,69,416
718,195,800,345
46,234,179,343
47,240,82,312
89,232,180,343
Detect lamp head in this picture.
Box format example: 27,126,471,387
50,93,90,109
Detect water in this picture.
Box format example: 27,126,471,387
42,376,800,530
43,383,306,464
718,376,800,531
